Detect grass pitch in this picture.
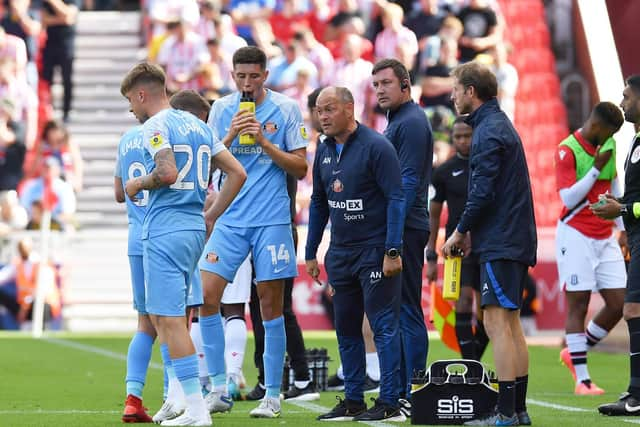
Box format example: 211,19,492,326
0,331,635,426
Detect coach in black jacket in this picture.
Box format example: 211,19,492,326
442,62,536,427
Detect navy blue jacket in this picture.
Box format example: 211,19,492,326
384,100,433,231
305,123,405,259
457,99,537,266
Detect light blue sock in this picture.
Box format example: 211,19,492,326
126,331,154,398
263,316,286,398
199,314,226,385
160,343,173,400
172,354,201,397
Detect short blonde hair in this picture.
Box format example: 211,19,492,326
120,62,166,97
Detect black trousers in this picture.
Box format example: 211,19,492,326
250,276,310,384
41,46,74,118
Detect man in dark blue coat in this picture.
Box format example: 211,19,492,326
306,86,406,422
372,58,433,402
442,61,536,426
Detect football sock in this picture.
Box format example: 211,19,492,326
125,331,154,399
585,320,608,348
498,381,516,417
455,312,476,360
200,313,227,392
475,321,490,359
172,353,206,412
189,320,210,389
365,352,380,382
515,375,528,413
566,333,589,383
224,315,247,379
628,318,640,398
263,316,286,398
161,343,184,401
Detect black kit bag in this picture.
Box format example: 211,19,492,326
410,359,498,425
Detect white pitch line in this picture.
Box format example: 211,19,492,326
45,337,163,370
526,398,589,412
44,338,398,426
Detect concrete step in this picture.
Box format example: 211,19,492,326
76,185,118,201
74,211,128,228
73,59,136,75
67,123,135,135
77,12,140,34
80,148,119,162
52,83,125,100
75,48,140,61
83,174,119,187
65,109,134,125
76,35,140,50
70,97,131,112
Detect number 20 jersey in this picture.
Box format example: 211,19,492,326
142,108,224,239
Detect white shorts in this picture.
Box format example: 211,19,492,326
556,221,626,292
221,255,252,304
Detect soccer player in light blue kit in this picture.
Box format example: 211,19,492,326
115,125,157,423
199,46,308,418
120,63,246,427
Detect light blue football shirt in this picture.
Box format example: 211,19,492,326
207,89,309,226
115,126,147,255
142,108,224,238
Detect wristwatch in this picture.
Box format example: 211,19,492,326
385,248,401,259
620,204,629,217
426,250,438,262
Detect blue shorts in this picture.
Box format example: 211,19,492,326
479,260,527,310
199,223,297,283
144,230,205,316
187,268,203,308
128,255,147,314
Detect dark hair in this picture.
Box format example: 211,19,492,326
120,62,166,96
42,119,65,141
307,87,325,110
372,58,410,85
627,75,640,95
450,61,498,102
592,101,624,131
232,46,267,70
170,90,211,121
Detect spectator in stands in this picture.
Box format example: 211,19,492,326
41,0,81,123
204,38,233,93
405,0,444,72
0,237,61,326
374,2,418,73
29,120,82,192
214,14,248,59
456,0,500,63
147,0,199,39
265,41,318,92
419,36,458,111
146,16,181,63
229,0,275,45
323,0,361,42
250,19,282,59
293,29,334,86
0,190,28,236
0,98,26,194
326,16,374,62
419,15,464,72
269,0,311,45
195,0,219,42
489,42,518,122
26,200,62,231
0,0,41,87
157,17,210,93
283,69,314,119
0,57,37,149
332,34,374,123
0,24,28,81
20,156,76,229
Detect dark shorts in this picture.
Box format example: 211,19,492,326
461,254,481,291
479,259,527,310
626,237,640,303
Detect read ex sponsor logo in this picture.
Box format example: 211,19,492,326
327,199,363,211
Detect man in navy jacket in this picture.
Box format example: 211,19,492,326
443,62,536,426
306,86,406,422
372,58,433,401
